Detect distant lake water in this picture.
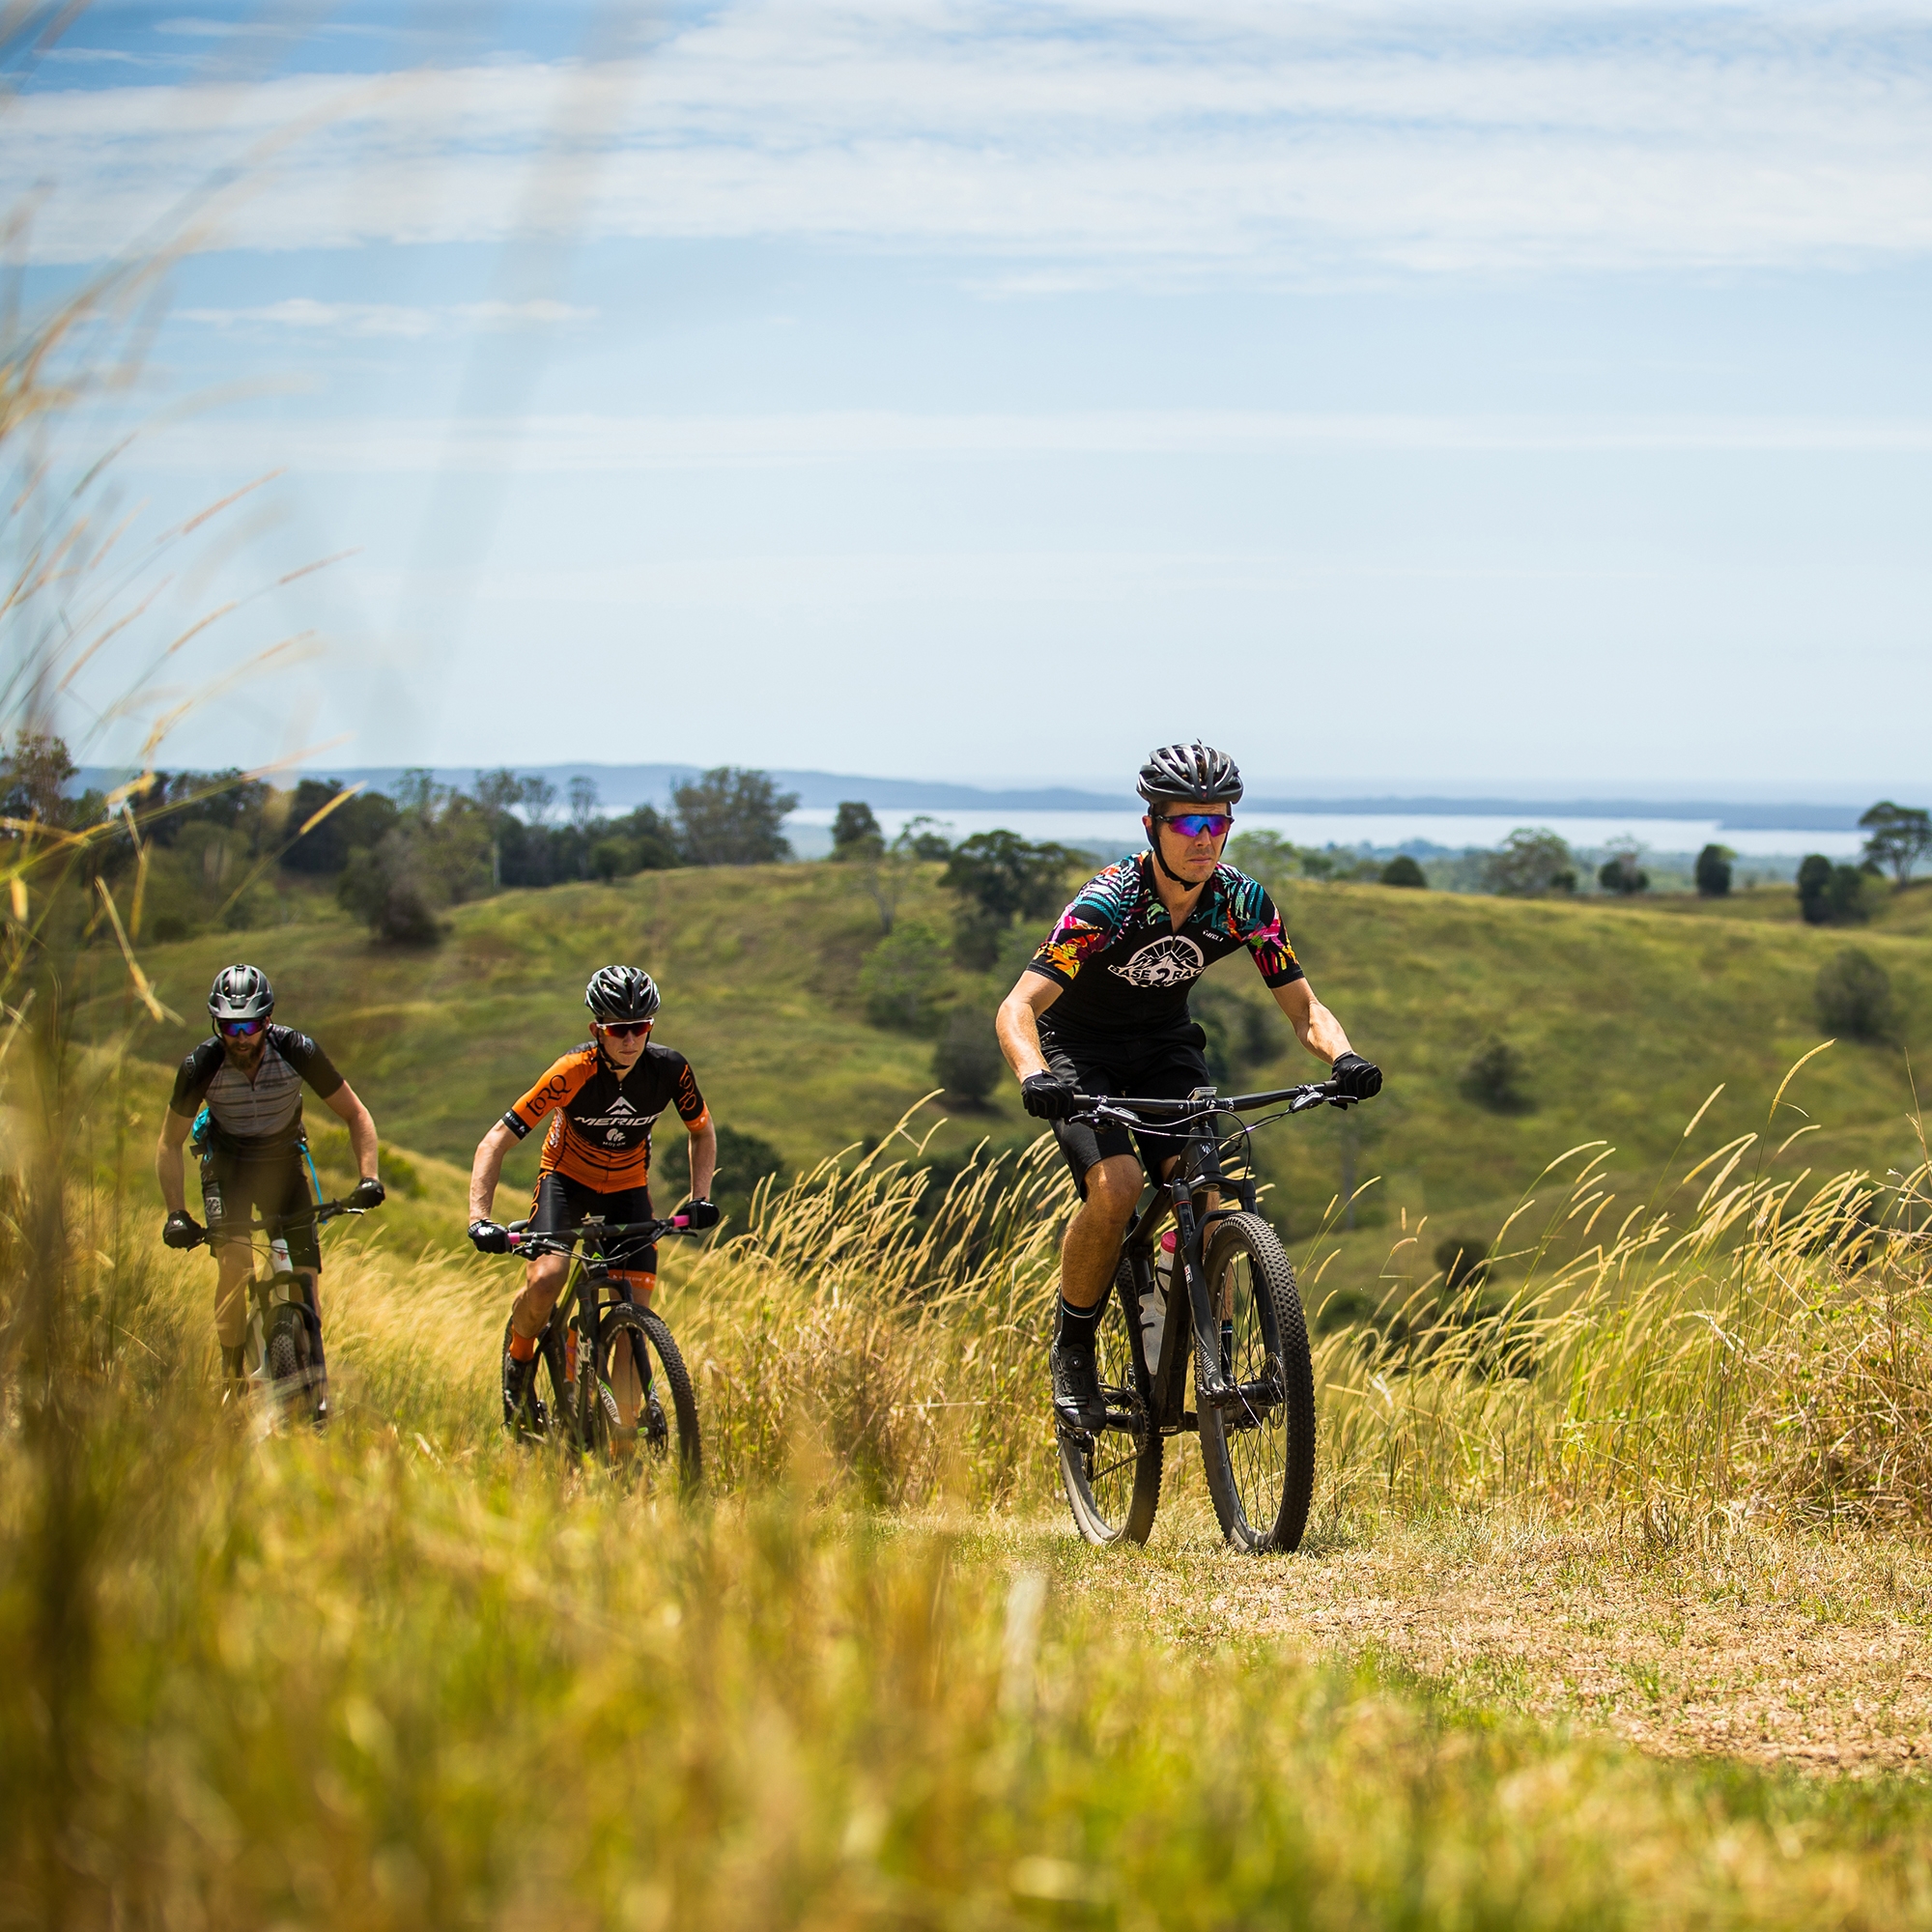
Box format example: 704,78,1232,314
783,807,1863,865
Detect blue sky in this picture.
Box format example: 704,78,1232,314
11,1,1932,793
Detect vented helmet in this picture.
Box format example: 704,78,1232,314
584,964,661,1025
208,963,274,1022
1136,741,1244,809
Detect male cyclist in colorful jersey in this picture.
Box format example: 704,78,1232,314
467,964,720,1435
156,965,386,1406
996,741,1383,1433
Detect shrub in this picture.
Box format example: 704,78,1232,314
1484,828,1577,897
1799,855,1873,926
282,777,399,874
940,831,1080,967
1435,1234,1492,1292
1462,1037,1533,1113
1694,843,1733,897
1815,949,1895,1043
857,919,950,1033
1380,854,1427,889
932,1009,1003,1107
710,1122,786,1219
1596,844,1649,895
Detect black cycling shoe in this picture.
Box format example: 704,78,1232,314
501,1331,549,1437
1050,1339,1108,1435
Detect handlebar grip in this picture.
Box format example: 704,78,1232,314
671,1215,690,1230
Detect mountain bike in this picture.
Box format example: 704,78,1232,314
199,1198,372,1428
499,1213,702,1489
1056,1078,1354,1553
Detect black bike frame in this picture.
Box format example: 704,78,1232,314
1080,1080,1341,1434
506,1212,689,1396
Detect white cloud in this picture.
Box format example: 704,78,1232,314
109,409,1932,473
11,2,1932,278
173,298,597,338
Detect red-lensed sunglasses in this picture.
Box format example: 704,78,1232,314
217,1016,269,1039
1157,811,1233,839
597,1019,653,1040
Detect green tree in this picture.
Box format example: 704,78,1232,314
710,1122,787,1221
1484,828,1577,897
1694,843,1733,897
674,767,799,866
337,771,493,947
1379,854,1426,889
932,1009,1003,1107
857,918,951,1033
1815,948,1895,1042
1596,841,1649,895
1798,854,1872,926
1859,801,1932,885
282,778,400,875
830,801,884,861
941,830,1080,969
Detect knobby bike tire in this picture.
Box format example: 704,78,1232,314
264,1304,324,1429
588,1304,702,1494
1057,1255,1163,1547
1196,1212,1317,1552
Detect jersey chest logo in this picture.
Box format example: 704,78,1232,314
1107,934,1205,988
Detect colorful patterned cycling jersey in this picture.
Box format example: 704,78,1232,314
501,1041,709,1192
1027,852,1303,1038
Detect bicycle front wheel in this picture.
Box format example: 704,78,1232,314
1196,1212,1316,1552
1057,1257,1163,1547
264,1303,325,1429
587,1304,702,1493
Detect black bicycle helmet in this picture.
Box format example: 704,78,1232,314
1136,741,1244,808
584,964,661,1025
207,963,273,1022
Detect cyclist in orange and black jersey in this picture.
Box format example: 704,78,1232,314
468,965,718,1432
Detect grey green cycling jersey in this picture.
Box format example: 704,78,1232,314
168,1026,345,1153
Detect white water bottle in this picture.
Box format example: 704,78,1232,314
270,1236,293,1276
1140,1231,1177,1374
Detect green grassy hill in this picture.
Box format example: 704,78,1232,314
85,863,1928,1278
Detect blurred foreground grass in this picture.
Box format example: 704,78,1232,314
8,1072,1932,1926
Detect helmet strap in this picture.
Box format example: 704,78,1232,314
1147,815,1196,887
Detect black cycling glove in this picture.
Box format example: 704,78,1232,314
347,1176,386,1210
162,1209,204,1250
678,1198,721,1232
1022,1073,1080,1122
469,1218,511,1255
1330,1052,1383,1101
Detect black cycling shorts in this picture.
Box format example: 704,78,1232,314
528,1171,658,1281
200,1144,322,1271
1038,1022,1214,1199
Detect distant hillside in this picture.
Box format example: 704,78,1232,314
85,865,1928,1289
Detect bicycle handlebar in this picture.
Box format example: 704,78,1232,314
504,1215,692,1255
195,1199,368,1251
1069,1079,1347,1130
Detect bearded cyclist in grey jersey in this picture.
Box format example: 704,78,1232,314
995,742,1383,1433
156,965,385,1404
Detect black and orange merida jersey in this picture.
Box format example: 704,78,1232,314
501,1041,709,1191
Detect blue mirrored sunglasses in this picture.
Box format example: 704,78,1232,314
1158,811,1233,839
217,1016,268,1038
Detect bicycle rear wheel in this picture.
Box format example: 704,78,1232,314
587,1303,702,1493
1196,1212,1316,1552
1057,1257,1163,1547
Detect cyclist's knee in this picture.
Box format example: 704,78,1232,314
1083,1157,1143,1224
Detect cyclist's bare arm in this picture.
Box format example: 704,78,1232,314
688,1116,717,1201
322,1079,382,1181
156,1108,192,1213
469,1121,518,1224
996,970,1063,1081
1271,977,1353,1065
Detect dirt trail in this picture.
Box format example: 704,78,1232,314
1051,1496,1932,1773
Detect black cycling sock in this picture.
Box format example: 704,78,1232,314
1056,1296,1103,1348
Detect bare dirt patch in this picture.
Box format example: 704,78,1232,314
1051,1492,1932,1774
